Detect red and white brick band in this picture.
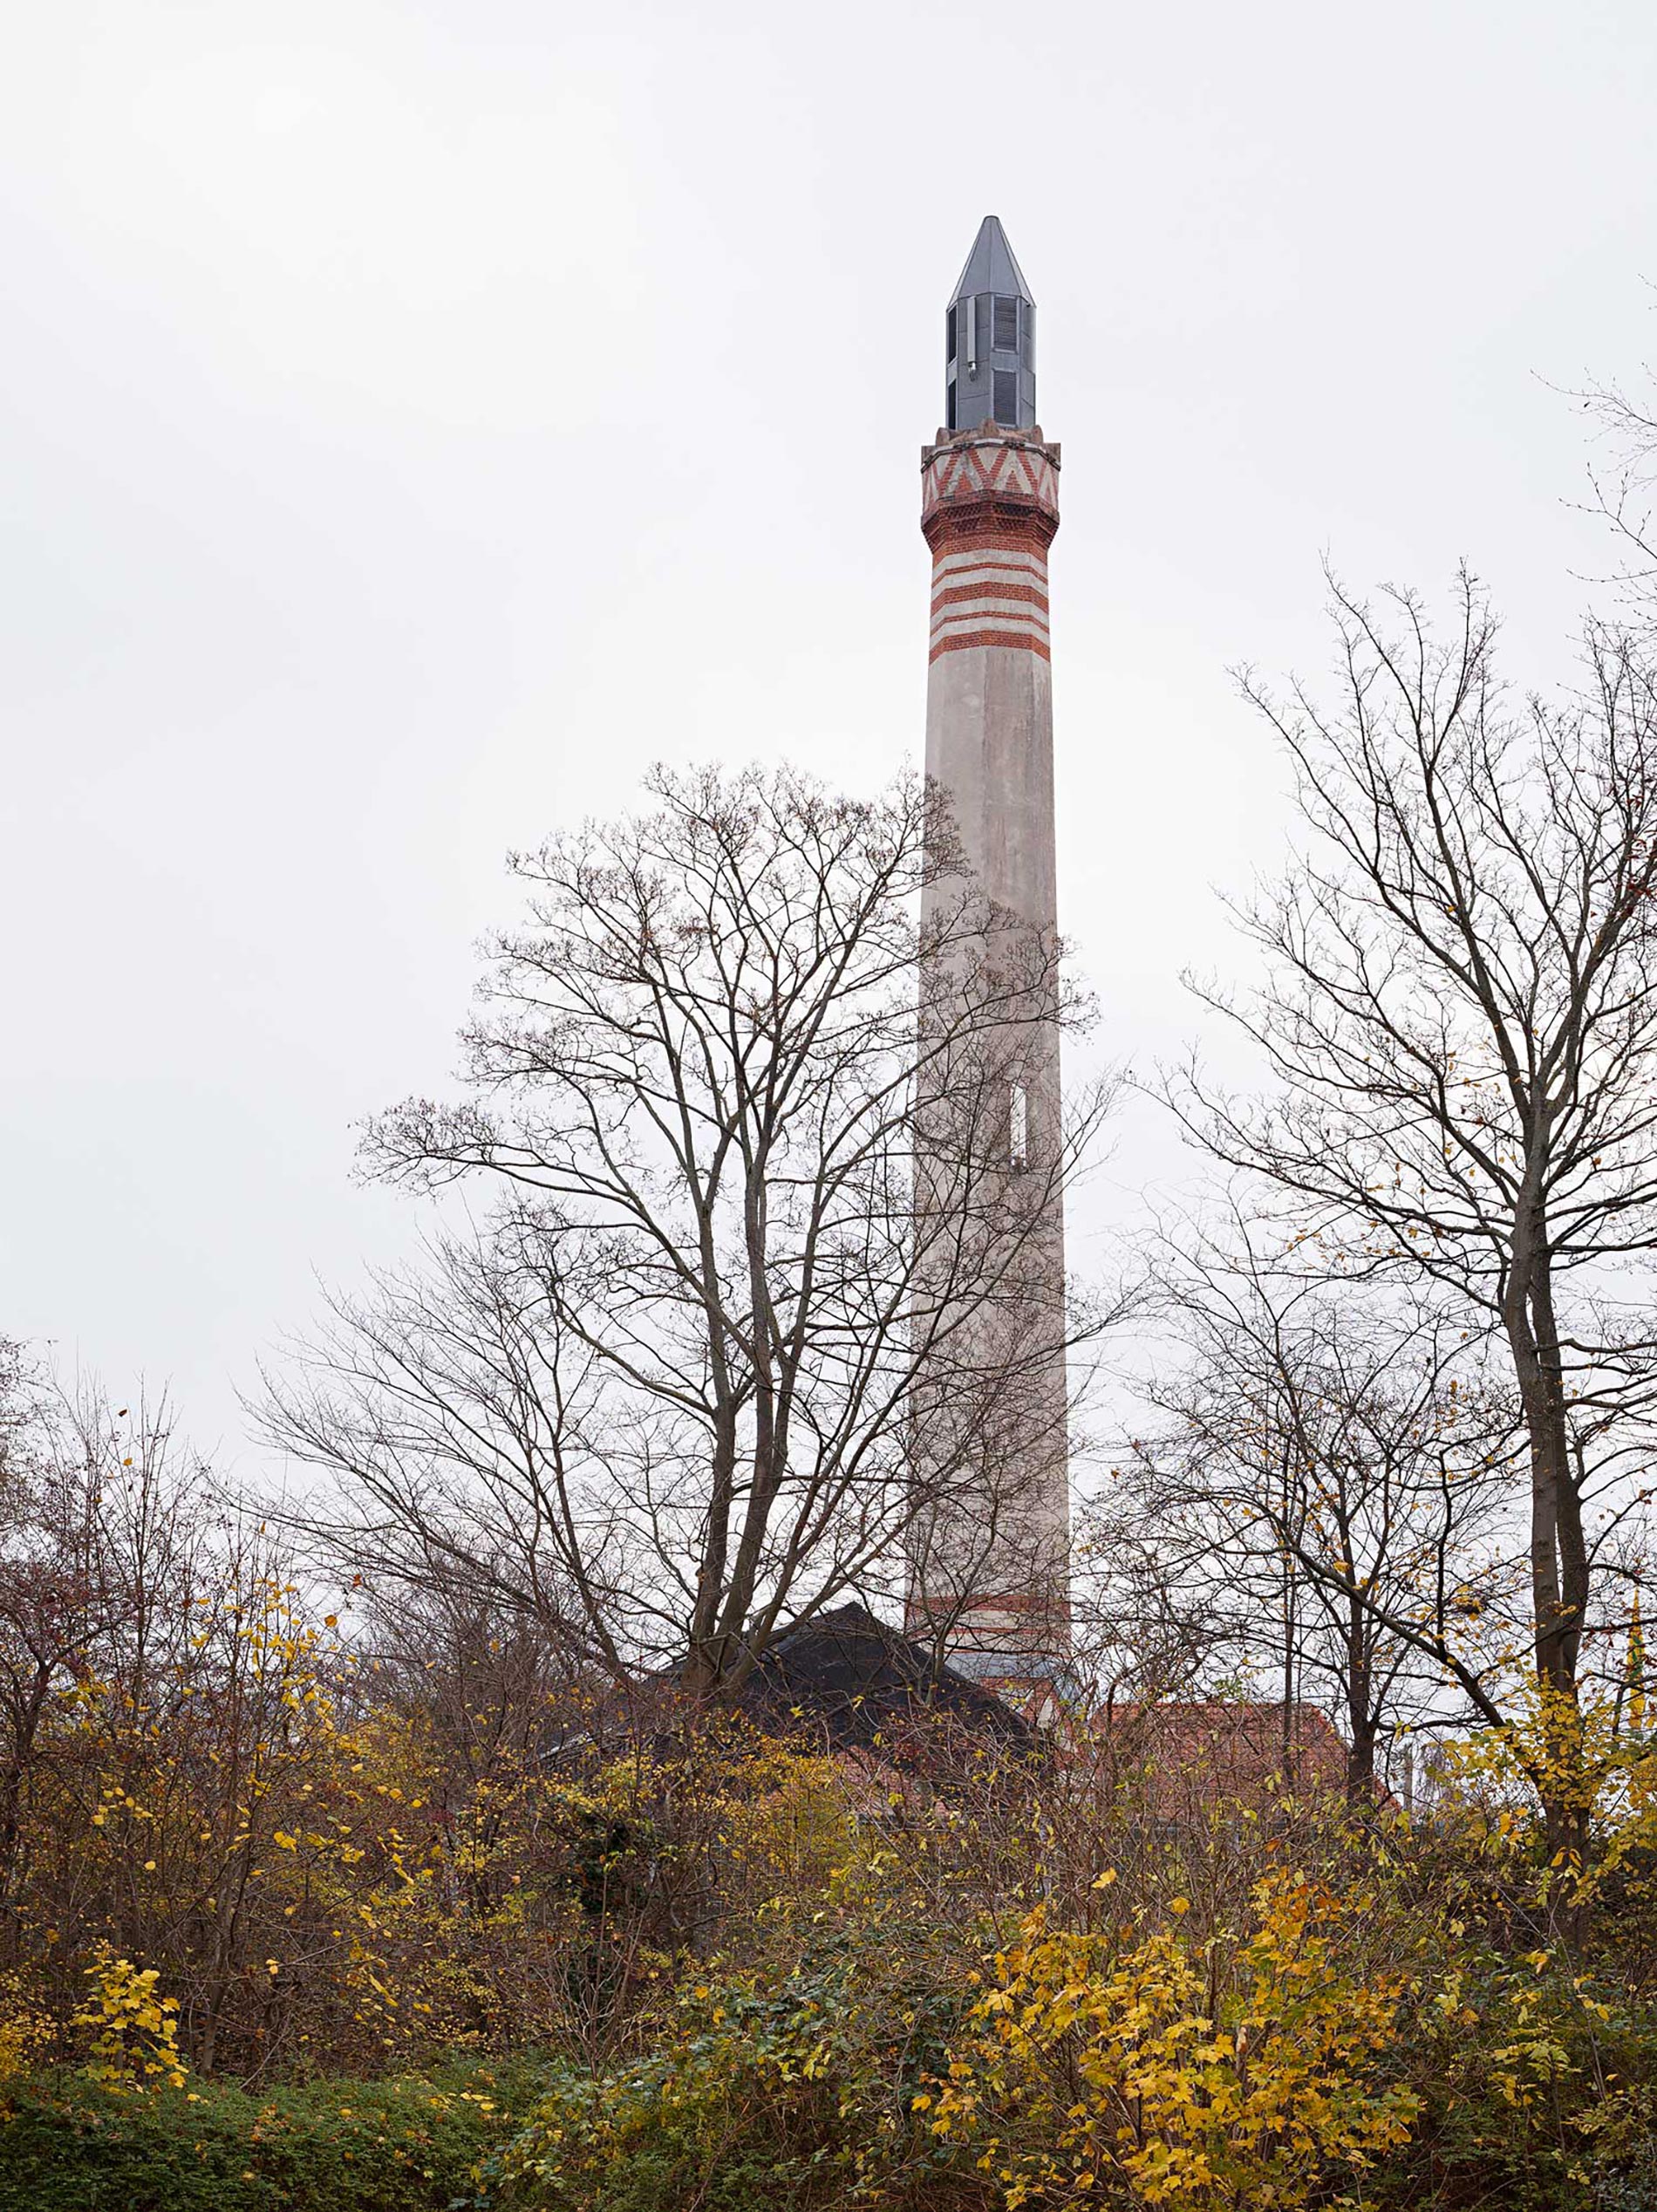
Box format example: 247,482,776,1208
919,428,1060,665
930,543,1050,660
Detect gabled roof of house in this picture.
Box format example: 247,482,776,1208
732,1601,1035,1756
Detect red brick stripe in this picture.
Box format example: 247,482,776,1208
930,628,1051,662
931,577,1049,613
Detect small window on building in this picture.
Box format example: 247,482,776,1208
993,295,1019,352
992,369,1019,424
946,304,958,365
946,379,956,432
1010,1082,1029,1171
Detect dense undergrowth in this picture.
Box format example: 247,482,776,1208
3,1445,1655,2209
476,1781,1657,2212
5,1685,1657,2210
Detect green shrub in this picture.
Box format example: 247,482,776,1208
1370,1936,1657,2212
0,2059,541,2212
496,1936,968,2212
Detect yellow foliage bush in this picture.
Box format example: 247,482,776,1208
74,1942,188,2093
1442,1678,1657,1889
926,1869,1419,2209
0,1972,51,2105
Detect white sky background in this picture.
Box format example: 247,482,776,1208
3,0,1656,1476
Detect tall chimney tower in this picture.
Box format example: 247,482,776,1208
909,218,1071,1703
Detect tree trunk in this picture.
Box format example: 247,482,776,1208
1504,1221,1592,1882
1345,1623,1376,1805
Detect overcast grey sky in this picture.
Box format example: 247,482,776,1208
3,0,1654,1467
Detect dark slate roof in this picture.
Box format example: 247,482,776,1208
732,1601,1033,1755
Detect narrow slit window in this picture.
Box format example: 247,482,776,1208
992,368,1019,424
1010,1082,1029,1171
946,304,958,365
993,295,1019,352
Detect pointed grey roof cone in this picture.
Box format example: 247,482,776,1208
951,215,1034,309
944,216,1037,436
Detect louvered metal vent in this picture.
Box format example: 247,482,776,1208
940,218,1039,441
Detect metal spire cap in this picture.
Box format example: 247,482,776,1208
944,216,1036,437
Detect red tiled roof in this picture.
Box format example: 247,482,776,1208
1072,1699,1353,1808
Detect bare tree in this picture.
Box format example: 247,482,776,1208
261,765,1112,1697
256,1235,634,1680
1168,572,1657,1847
1575,348,1657,631
1122,1219,1519,1799
0,1362,207,1958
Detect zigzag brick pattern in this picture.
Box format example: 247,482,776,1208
921,430,1060,664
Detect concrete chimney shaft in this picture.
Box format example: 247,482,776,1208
908,229,1072,1697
